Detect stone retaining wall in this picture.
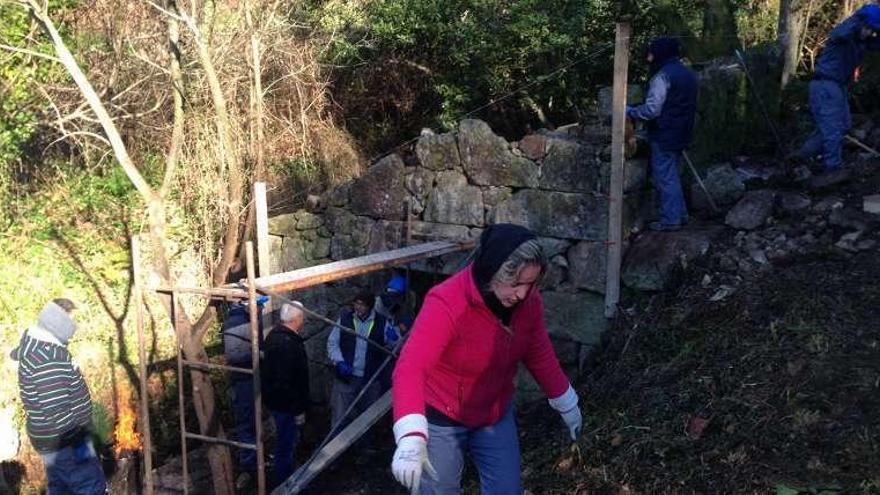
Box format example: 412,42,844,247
268,118,652,402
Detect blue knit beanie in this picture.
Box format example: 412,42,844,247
648,36,681,69
857,4,880,30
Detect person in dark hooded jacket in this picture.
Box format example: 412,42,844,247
11,298,107,494
796,4,880,171
389,224,582,494
627,36,698,232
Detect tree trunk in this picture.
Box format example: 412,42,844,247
778,0,806,88
700,0,740,59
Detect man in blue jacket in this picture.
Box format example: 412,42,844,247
797,4,880,172
627,36,699,232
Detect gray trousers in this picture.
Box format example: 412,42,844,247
330,376,382,430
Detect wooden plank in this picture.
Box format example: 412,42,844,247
272,390,392,494
184,432,257,451
181,359,253,375
155,286,249,300
245,243,267,495
132,236,154,495
254,182,271,276
604,22,631,319
251,240,474,293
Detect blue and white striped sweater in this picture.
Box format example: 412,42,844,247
11,327,93,453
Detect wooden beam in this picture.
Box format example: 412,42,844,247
132,236,154,495
254,182,271,277
251,240,474,293
604,22,631,318
272,390,392,494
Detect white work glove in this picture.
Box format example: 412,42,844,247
548,385,583,441
391,414,435,493
295,413,306,426
392,435,436,493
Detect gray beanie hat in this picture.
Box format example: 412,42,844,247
37,301,77,345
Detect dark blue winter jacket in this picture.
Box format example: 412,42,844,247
815,14,880,86
628,58,698,152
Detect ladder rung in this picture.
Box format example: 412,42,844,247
185,431,257,450
181,359,254,375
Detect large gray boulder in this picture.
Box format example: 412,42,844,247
416,132,460,171
540,137,600,192
622,224,724,291
492,189,640,240
326,208,375,259
690,163,746,211
725,190,776,230
458,119,539,187
425,170,485,226
349,153,409,220
543,290,608,344
404,168,436,215
568,240,611,293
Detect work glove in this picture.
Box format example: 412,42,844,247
391,435,436,493
385,325,400,346
295,413,306,426
548,385,583,441
335,361,353,377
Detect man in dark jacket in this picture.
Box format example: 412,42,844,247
326,291,399,429
797,4,880,171
11,298,107,494
627,36,698,232
262,302,310,487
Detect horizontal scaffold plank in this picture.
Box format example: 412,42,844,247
252,240,473,293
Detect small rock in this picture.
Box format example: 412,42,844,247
835,232,862,252
725,190,776,230
829,209,870,232
792,165,812,182
856,239,877,251
701,274,712,287
710,285,737,301
813,196,844,212
864,195,880,215
778,192,812,212
809,169,852,190
749,249,769,264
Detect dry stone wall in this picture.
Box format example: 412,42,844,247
267,118,652,402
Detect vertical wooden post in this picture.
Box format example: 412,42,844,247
254,181,273,328
604,22,631,318
254,182,270,276
245,242,266,495
173,292,189,495
131,236,154,495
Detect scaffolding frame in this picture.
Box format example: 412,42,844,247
134,235,474,495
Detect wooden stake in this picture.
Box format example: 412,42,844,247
254,182,271,277
132,236,154,495
604,22,631,319
245,242,266,495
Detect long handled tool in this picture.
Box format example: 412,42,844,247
682,151,720,213
845,134,880,157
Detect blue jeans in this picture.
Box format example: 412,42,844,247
270,411,299,487
41,439,107,494
230,377,256,472
801,79,851,170
650,142,688,226
420,406,521,495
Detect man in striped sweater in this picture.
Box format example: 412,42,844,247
11,298,106,494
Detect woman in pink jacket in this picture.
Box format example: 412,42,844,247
390,223,582,494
